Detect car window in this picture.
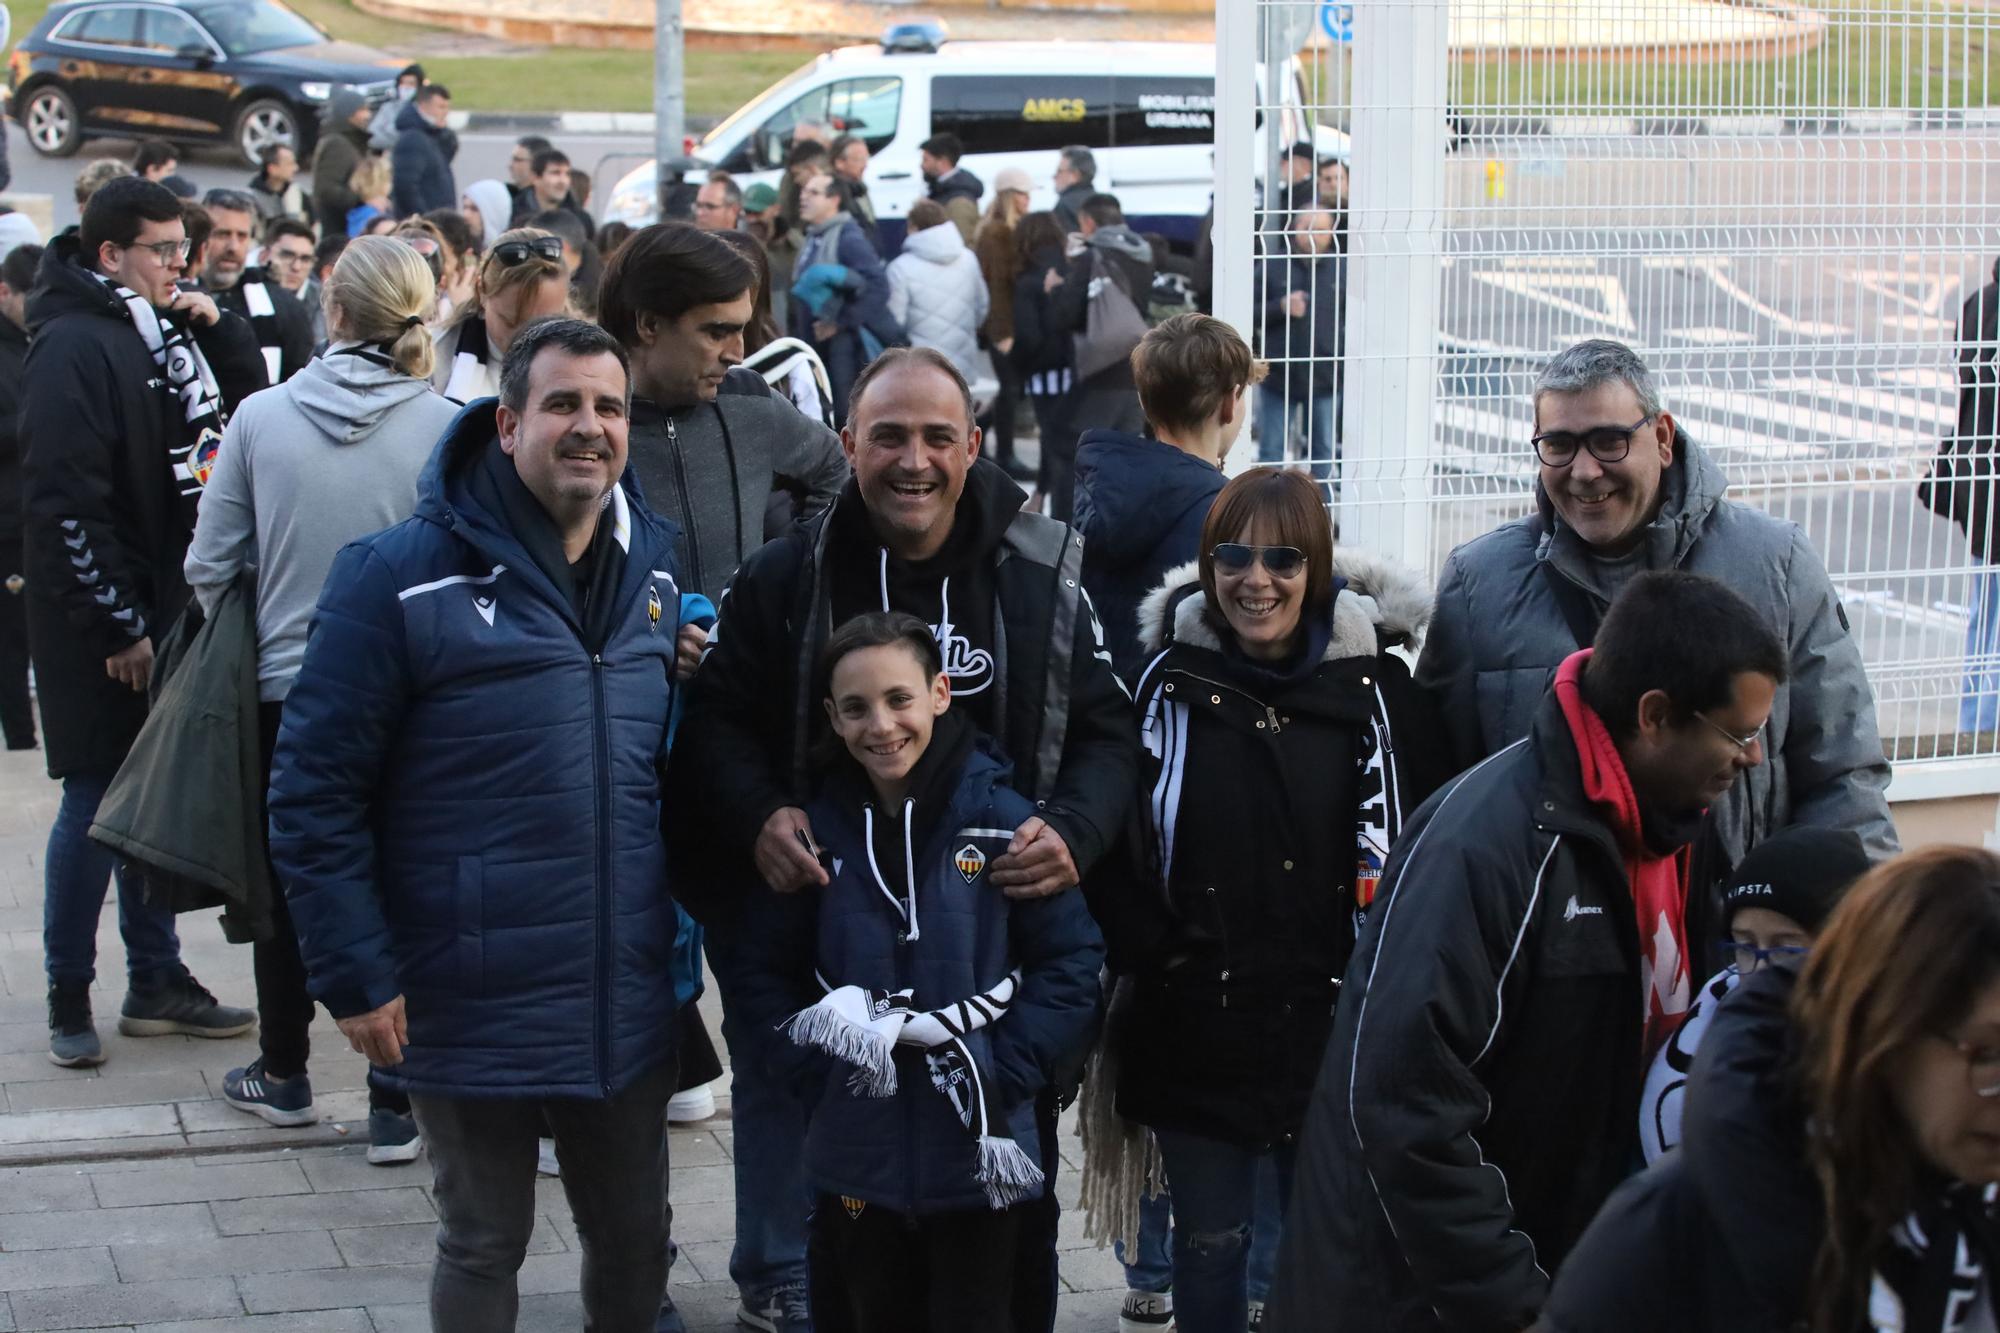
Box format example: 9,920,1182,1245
1111,76,1214,148
739,83,832,172
826,77,901,154
140,9,210,53
930,74,1115,154
58,6,145,47
186,0,322,55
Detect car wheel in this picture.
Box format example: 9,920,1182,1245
233,98,297,168
23,85,79,158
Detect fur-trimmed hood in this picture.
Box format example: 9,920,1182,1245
1134,545,1432,663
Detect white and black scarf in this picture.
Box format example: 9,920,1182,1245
782,968,1045,1209
102,278,226,496
1872,1183,2000,1331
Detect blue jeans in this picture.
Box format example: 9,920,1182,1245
704,921,811,1303
1151,1129,1297,1333
1257,384,1339,487
1966,566,2000,733
1119,1159,1286,1302
43,770,181,988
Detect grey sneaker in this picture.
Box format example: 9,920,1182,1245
47,981,103,1068
366,1108,423,1165
738,1284,811,1333
118,970,255,1038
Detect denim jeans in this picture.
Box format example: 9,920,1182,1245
1257,384,1339,487
410,1060,674,1333
1151,1129,1298,1333
1966,566,2000,733
704,920,811,1303
43,770,181,988
1118,1159,1286,1302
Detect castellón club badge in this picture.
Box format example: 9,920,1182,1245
955,843,986,884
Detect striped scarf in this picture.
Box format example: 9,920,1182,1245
100,278,226,497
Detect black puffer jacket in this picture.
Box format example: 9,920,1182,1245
1103,553,1447,1150
1539,964,1820,1333
0,312,27,550
20,234,264,777
1267,687,1659,1333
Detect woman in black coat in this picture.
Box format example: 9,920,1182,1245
1008,210,1079,519
1099,468,1448,1333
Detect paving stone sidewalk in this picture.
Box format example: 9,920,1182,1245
0,748,1126,1329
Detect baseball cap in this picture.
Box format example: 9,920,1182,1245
994,167,1032,196
743,183,779,212
1720,826,1872,935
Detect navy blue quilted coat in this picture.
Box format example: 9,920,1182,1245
268,401,685,1100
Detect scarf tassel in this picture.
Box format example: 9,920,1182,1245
781,1004,898,1096
977,1133,1047,1210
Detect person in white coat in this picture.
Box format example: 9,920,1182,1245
886,199,989,381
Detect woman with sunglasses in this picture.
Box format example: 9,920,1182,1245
1098,467,1448,1333
1542,847,2000,1333
430,228,570,405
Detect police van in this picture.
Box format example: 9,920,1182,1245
601,32,1341,245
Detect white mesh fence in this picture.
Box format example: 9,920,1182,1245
1218,0,2000,776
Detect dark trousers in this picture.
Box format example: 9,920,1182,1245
0,541,33,750
990,351,1023,466
821,330,864,428
412,1060,675,1332
810,1193,1025,1333
253,701,406,1111
1028,395,1077,522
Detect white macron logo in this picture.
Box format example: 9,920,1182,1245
473,594,496,627
1564,895,1605,922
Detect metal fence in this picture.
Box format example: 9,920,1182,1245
1214,0,2000,793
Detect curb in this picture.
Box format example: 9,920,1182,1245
445,111,718,135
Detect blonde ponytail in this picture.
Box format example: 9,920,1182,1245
325,234,438,381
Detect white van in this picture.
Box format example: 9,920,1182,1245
601,35,1342,247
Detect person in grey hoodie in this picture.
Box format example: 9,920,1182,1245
1053,192,1156,438
182,235,460,1166
600,222,848,601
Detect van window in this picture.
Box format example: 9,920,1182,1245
1111,77,1215,148
931,75,1114,154
727,76,904,174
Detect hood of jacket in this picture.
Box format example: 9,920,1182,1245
930,167,984,206
1135,546,1432,664
28,231,133,332
902,222,969,266
462,179,513,251
325,87,368,126
290,344,443,445
1073,429,1224,569
1534,423,1728,590
1087,224,1155,267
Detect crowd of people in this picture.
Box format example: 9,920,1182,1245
0,81,1979,1333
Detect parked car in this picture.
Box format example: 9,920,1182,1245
8,0,401,165
601,31,1346,249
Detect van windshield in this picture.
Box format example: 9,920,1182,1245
700,57,821,154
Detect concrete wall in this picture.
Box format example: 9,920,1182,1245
1891,794,1999,850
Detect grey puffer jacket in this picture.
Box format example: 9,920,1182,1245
886,222,989,381
1416,430,1897,877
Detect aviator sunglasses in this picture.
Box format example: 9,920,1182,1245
1210,543,1306,578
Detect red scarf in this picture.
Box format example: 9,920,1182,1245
1553,649,1693,1064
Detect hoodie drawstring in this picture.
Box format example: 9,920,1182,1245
879,548,890,612
860,800,922,943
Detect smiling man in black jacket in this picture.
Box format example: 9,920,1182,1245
677,345,1136,1333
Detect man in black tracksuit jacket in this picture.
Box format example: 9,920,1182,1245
1266,572,1789,1333
675,350,1136,1332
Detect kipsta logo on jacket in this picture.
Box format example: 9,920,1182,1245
955,843,987,883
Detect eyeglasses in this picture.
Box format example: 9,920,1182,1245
125,238,192,263
1695,712,1764,753
1718,939,1808,975
1531,415,1653,467
1940,1036,2000,1098
490,236,565,266
268,248,314,267
1211,543,1306,578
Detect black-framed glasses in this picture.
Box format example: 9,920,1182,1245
1696,712,1764,753
1531,415,1653,467
1719,938,1809,975
1211,543,1306,578
125,238,192,263
267,247,314,267
1942,1036,2000,1098
490,236,565,266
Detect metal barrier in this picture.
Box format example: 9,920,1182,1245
1215,0,2000,793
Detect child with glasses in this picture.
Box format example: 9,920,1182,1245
1638,824,1870,1164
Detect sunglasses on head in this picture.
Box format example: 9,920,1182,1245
491,236,565,267
1211,543,1306,578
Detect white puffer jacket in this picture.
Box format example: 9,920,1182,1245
886,222,990,379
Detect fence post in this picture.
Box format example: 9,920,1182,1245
1340,0,1448,565
1213,0,1259,454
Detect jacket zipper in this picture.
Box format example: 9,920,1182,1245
590,651,613,1096
664,414,704,595
888,803,921,1215
1173,667,1284,735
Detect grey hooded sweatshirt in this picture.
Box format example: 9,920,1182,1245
624,367,849,599
185,345,460,700
1417,428,1898,873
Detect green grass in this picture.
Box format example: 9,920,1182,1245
1305,0,1997,121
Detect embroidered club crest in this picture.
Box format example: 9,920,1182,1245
647,584,661,631
841,1195,867,1219
955,843,986,884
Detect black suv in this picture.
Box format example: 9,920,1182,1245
8,0,401,165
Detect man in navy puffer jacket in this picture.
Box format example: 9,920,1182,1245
269,319,689,1332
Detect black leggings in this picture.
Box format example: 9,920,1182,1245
810,1192,1025,1333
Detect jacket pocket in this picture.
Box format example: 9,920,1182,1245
454,855,484,993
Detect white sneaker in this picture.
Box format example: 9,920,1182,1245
536,1137,560,1177
1120,1289,1174,1333
667,1083,716,1124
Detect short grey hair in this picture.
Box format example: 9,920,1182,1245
1060,145,1097,182
1533,339,1663,422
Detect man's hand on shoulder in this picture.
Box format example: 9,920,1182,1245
990,815,1078,899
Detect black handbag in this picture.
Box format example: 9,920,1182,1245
1918,433,2000,564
